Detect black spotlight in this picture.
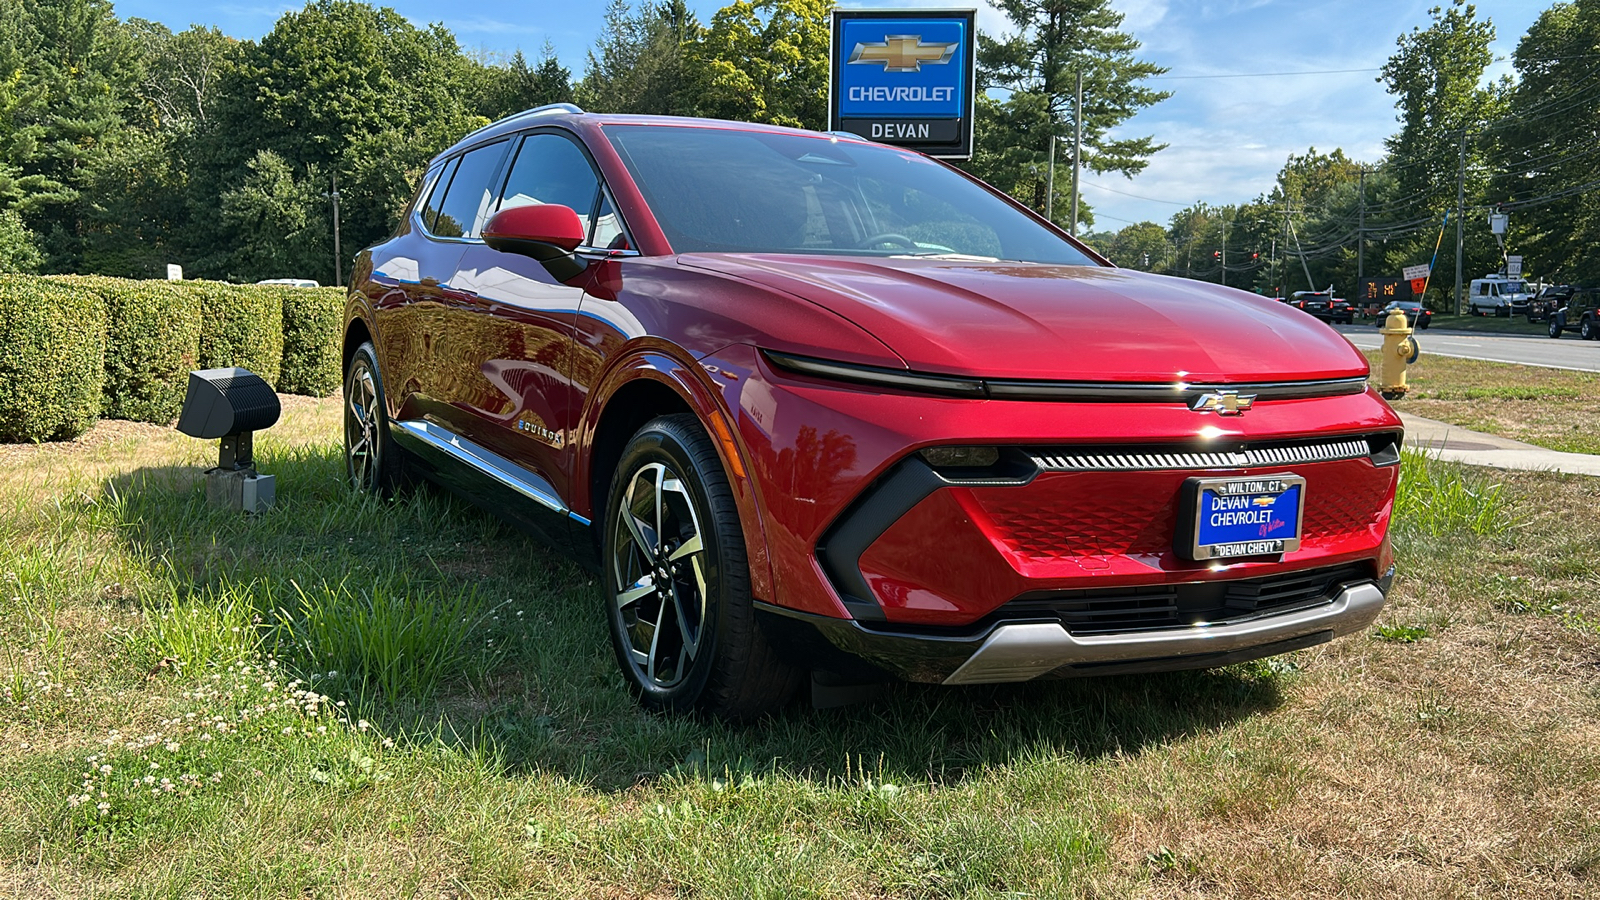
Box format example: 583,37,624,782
176,367,280,513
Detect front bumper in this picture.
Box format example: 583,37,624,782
760,569,1390,684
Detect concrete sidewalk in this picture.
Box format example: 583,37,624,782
1397,412,1600,477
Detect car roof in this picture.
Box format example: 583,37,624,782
435,104,874,166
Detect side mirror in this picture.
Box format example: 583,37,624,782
482,204,585,262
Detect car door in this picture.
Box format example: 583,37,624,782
367,156,462,422
439,129,614,541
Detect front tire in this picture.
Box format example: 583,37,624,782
1550,318,1564,339
343,341,408,496
603,414,801,720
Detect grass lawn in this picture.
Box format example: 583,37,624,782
2,395,1598,897
1368,350,1600,455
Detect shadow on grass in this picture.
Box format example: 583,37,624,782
107,440,1286,790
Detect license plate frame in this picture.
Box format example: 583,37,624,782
1176,473,1306,561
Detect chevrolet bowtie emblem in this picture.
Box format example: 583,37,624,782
847,35,958,73
1190,391,1256,416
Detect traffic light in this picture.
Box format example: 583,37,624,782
1213,250,1221,260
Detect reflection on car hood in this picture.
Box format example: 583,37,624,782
678,254,1371,383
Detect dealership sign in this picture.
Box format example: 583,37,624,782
829,9,976,158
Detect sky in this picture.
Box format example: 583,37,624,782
112,0,1550,230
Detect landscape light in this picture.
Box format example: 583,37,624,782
175,367,280,513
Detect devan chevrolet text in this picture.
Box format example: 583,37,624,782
344,105,1402,719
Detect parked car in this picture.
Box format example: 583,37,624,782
344,105,1402,718
1290,289,1354,324
1372,300,1432,329
1547,286,1600,340
1467,274,1533,317
255,278,321,288
1527,284,1572,323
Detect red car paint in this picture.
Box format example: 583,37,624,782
346,109,1401,685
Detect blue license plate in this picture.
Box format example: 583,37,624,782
1186,474,1305,560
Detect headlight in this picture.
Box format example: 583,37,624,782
920,446,1000,468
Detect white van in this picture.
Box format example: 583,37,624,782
1467,274,1532,317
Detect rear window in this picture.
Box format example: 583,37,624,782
605,125,1096,264
430,140,509,238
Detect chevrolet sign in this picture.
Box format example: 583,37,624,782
830,10,975,158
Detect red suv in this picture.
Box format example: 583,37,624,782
344,106,1402,718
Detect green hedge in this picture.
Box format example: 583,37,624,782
1,276,344,442
56,275,202,424
192,280,285,389
274,286,344,396
0,276,107,442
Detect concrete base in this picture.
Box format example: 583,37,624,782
204,467,275,513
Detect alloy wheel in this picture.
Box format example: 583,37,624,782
611,461,711,690
345,361,381,490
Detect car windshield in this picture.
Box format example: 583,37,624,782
604,125,1098,264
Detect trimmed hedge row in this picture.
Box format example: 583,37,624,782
0,276,345,442
0,276,107,442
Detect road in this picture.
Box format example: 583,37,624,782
1334,324,1600,373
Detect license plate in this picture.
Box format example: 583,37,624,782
1177,474,1305,561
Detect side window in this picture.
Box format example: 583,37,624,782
591,190,629,250
432,140,509,239
497,133,603,241
420,157,459,234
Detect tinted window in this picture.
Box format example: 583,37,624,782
420,157,459,233
432,141,508,238
606,125,1096,264
497,133,602,238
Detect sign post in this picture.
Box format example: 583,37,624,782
829,9,977,159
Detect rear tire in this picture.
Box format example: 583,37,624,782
343,341,409,496
1582,317,1597,341
602,414,802,720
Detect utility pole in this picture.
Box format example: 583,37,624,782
329,173,343,289
1455,134,1466,316
1357,166,1366,282
1219,216,1228,287
1045,131,1056,223
1069,70,1083,237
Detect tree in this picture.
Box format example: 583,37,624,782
0,210,43,273
577,0,702,116
1099,221,1170,271
968,0,1170,228
691,0,830,128
9,0,143,271
475,42,574,121
1493,0,1600,281
1380,0,1505,302
191,0,481,278
216,150,329,282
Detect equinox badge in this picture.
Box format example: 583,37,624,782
1190,391,1256,416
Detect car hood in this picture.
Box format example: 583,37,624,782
677,254,1370,383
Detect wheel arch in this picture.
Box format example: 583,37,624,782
579,349,775,604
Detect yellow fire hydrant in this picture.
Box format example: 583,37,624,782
1378,307,1420,400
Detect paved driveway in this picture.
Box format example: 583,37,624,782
1336,324,1600,373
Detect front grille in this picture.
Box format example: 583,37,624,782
968,456,1393,562
1004,563,1372,634
1030,437,1371,473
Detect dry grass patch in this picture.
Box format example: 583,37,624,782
1369,350,1600,454
0,395,1596,897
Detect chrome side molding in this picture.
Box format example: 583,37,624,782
943,581,1386,685
394,420,591,527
